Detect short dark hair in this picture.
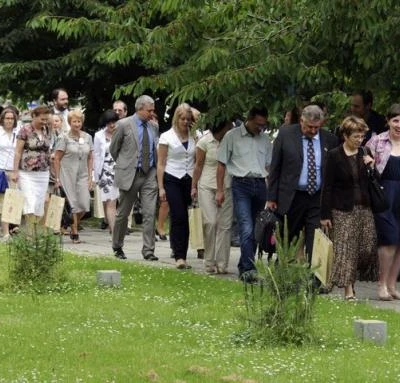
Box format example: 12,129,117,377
247,106,268,120
352,90,373,106
51,88,68,101
387,104,400,121
209,119,233,135
99,109,119,127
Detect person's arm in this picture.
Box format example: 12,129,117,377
54,150,65,188
87,150,94,189
109,122,124,161
320,150,335,227
157,144,168,202
10,139,24,183
93,133,102,182
266,132,283,210
215,161,226,207
191,147,206,200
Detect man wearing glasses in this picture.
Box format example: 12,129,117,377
216,107,272,282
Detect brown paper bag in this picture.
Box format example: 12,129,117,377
93,185,105,219
45,194,66,231
189,206,204,250
1,188,25,225
311,228,334,286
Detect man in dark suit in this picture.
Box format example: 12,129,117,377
267,105,339,261
110,95,159,260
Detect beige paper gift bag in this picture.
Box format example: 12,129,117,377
45,194,66,231
311,228,334,286
188,206,204,250
93,185,105,219
1,188,25,225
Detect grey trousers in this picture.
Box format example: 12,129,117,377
112,168,158,256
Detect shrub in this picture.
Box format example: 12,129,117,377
7,226,66,292
241,219,317,346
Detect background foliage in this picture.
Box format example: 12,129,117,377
1,0,399,130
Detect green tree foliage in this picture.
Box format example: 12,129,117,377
0,0,399,128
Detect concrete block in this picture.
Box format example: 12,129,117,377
354,319,387,345
97,270,121,287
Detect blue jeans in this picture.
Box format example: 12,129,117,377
231,177,267,275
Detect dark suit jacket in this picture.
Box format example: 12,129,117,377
110,115,158,191
267,124,339,215
320,145,371,220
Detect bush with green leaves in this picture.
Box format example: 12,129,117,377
7,226,66,292
242,220,316,346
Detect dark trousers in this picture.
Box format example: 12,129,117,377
285,190,321,262
164,172,192,260
231,177,267,275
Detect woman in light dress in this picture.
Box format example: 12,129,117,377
94,110,120,235
54,110,93,243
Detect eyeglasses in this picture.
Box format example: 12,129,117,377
4,117,15,120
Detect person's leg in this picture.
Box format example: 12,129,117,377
105,199,117,235
157,200,169,237
112,177,142,250
251,179,267,255
377,245,396,299
304,192,321,263
139,169,158,258
387,246,400,298
164,174,191,263
232,178,255,276
216,187,233,273
198,186,218,271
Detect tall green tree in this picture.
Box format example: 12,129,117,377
1,0,399,128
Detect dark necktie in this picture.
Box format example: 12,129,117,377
306,138,317,195
141,122,150,173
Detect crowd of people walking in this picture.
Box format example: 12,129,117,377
1,88,400,301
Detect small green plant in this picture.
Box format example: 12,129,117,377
241,218,317,346
7,225,66,292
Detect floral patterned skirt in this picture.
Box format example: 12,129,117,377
328,205,377,288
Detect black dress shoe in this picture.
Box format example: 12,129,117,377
197,249,205,259
100,220,109,230
113,247,127,260
143,254,159,261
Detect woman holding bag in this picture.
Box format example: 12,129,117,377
366,104,400,300
157,103,196,269
320,116,377,300
54,110,93,244
0,108,19,240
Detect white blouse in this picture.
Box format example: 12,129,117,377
159,128,195,178
0,126,18,170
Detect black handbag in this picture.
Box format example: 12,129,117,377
254,208,279,253
361,147,389,214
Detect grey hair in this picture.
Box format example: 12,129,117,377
301,105,325,121
135,95,155,111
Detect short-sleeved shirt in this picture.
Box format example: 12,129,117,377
217,123,272,178
17,124,52,171
159,128,196,178
0,126,18,171
197,132,231,189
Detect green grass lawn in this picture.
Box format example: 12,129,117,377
1,245,400,382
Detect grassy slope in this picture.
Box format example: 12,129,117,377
0,247,400,383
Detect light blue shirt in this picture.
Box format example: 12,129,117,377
133,115,155,168
298,132,321,191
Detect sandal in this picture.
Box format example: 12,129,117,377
70,233,81,244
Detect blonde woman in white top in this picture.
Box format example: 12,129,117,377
191,120,233,273
0,108,19,239
157,103,196,269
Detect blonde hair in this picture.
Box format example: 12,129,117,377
67,109,85,124
339,115,369,137
171,103,193,129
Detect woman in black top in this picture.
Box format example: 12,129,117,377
321,116,376,300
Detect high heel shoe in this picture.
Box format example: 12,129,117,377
378,285,393,301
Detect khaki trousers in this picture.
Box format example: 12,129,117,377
198,185,233,270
